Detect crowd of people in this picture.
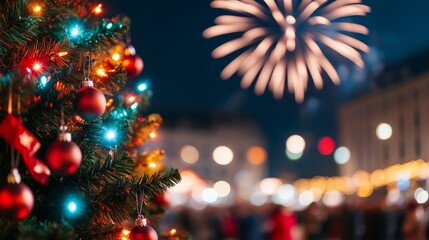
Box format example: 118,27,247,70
162,197,429,240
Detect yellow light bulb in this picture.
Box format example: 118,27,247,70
149,162,157,168
93,4,103,14
122,229,130,236
112,53,121,61
33,5,42,13
96,68,107,77
149,132,157,139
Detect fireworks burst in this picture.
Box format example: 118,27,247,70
204,0,370,102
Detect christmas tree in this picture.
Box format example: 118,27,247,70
0,0,181,239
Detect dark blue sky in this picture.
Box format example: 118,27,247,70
106,0,429,178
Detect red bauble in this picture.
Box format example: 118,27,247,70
153,192,170,208
74,86,106,121
45,140,82,176
122,55,143,78
0,183,34,220
130,225,158,240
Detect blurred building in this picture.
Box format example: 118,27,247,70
338,67,429,176
148,113,268,202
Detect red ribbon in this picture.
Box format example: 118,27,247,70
0,114,50,185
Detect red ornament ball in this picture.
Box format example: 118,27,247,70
74,86,106,121
130,225,158,240
122,55,143,78
0,183,34,220
153,192,170,208
45,140,82,176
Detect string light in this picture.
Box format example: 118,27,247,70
106,22,113,29
69,25,82,38
96,68,107,77
111,53,121,61
68,202,77,213
149,131,157,139
58,52,68,57
32,62,42,71
130,102,138,110
93,4,102,14
32,4,42,14
137,83,147,92
127,95,136,103
149,162,157,168
105,130,116,141
122,229,130,236
39,75,48,87
169,229,177,236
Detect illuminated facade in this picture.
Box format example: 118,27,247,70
338,71,429,176
146,114,268,200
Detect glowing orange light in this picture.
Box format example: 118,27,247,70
74,115,83,122
58,52,68,57
106,98,114,107
169,229,177,236
96,68,107,77
93,4,103,14
127,96,136,103
33,5,42,13
246,146,267,165
149,162,157,168
32,62,42,71
149,131,157,139
121,237,128,240
122,229,130,236
112,53,121,61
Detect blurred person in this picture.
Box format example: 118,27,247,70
221,206,239,240
303,202,326,240
403,201,425,240
235,202,264,240
267,204,297,240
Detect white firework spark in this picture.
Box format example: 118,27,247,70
204,0,370,102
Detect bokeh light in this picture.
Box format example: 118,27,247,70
180,145,199,165
334,146,351,165
69,25,81,38
273,184,295,205
299,191,314,206
68,202,77,213
286,149,303,161
376,123,393,140
415,188,429,204
357,184,373,198
246,146,267,165
137,83,148,92
286,135,306,154
250,192,268,206
213,181,231,198
259,178,282,195
213,146,234,165
318,137,336,155
105,130,116,141
322,190,343,207
202,188,218,203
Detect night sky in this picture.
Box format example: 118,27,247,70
105,0,429,178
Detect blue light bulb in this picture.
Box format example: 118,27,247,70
68,202,77,213
39,75,48,87
106,130,116,141
137,83,147,92
106,22,113,29
70,25,81,38
131,103,138,110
